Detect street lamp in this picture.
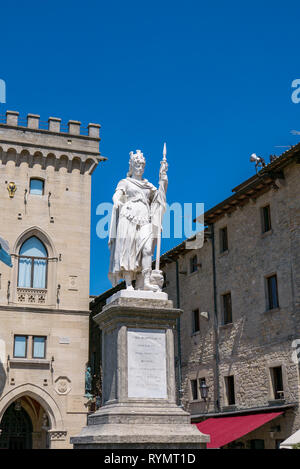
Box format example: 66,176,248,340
199,381,209,402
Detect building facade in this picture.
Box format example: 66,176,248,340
0,111,104,448
160,145,300,448
87,142,300,448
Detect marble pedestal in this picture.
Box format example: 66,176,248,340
71,291,209,449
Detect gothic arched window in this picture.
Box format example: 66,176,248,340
18,237,48,289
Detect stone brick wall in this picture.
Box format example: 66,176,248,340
162,158,300,447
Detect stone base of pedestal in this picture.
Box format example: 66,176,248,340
71,292,209,449
71,402,209,449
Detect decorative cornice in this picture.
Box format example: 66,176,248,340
0,304,90,315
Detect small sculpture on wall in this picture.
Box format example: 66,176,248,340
7,182,17,198
85,366,93,399
54,376,71,395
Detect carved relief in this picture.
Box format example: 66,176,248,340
68,276,78,291
48,431,67,441
17,288,47,305
55,376,71,395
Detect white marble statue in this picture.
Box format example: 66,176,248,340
108,146,168,292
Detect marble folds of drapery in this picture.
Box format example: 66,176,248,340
108,177,167,286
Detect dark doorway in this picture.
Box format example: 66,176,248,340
0,402,33,449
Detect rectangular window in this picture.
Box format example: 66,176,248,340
271,366,284,400
192,309,200,333
267,275,279,310
222,293,232,325
262,205,271,233
14,335,27,358
191,379,198,400
220,227,228,253
30,178,44,195
225,375,235,405
190,255,198,273
32,336,46,358
250,439,265,449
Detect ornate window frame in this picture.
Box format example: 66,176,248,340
10,227,58,307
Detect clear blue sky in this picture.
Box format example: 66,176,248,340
1,0,300,295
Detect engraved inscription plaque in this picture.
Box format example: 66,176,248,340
127,328,167,399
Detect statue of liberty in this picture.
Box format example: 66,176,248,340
108,146,168,292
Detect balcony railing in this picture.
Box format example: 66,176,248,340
17,287,47,305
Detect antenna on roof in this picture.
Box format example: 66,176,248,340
250,153,266,174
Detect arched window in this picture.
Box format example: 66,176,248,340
18,237,48,289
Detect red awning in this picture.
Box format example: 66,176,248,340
194,412,283,448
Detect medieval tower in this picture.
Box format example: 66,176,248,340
0,110,104,448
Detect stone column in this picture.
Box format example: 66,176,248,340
71,291,209,449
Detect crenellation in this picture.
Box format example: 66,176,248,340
48,117,61,133
0,112,104,159
27,113,40,129
68,120,81,136
6,110,19,126
0,109,102,448
88,123,101,138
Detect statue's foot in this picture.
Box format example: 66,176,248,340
126,285,134,291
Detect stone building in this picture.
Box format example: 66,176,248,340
159,144,300,448
0,111,104,449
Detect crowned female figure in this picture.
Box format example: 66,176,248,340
108,149,168,292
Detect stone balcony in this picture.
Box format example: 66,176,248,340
17,287,47,305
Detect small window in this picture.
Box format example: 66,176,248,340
192,309,200,333
30,178,44,195
262,205,271,233
225,375,235,405
220,227,228,253
14,335,27,358
190,255,198,273
190,379,198,400
270,366,284,400
250,439,265,449
267,275,279,310
33,336,46,359
222,293,232,325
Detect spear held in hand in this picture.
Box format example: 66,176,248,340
155,142,168,271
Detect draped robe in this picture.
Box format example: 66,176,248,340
108,177,166,286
